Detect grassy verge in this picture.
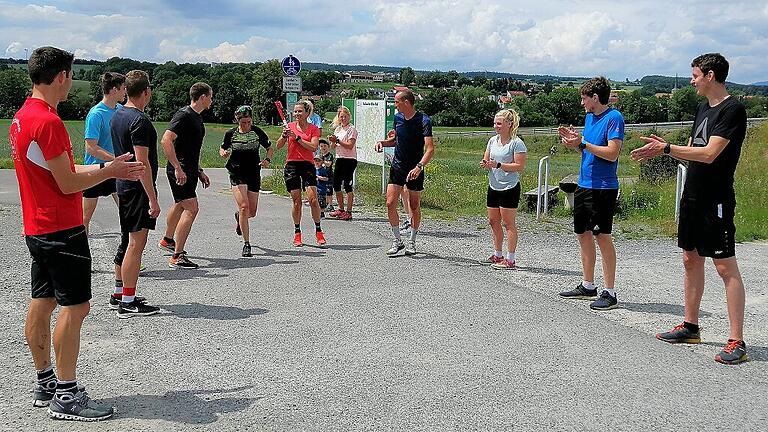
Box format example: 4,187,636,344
2,119,766,241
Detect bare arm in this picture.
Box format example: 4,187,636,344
161,130,181,170
297,136,319,152
420,136,435,166
85,139,115,161
133,146,160,217
632,134,728,164
585,138,622,162
49,152,144,194
500,152,527,172
339,136,356,150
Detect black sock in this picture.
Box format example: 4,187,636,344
56,380,78,396
294,224,301,234
683,321,699,333
37,366,56,391
315,222,322,232
164,236,175,244
115,279,123,287
244,241,250,246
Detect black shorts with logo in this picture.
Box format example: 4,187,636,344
678,199,736,259
284,161,317,192
82,178,116,199
229,170,261,193
166,166,198,203
25,225,92,306
487,184,521,209
388,166,425,192
118,188,157,233
573,186,619,235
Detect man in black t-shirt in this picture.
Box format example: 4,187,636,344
110,70,161,318
375,89,434,256
632,53,749,365
159,82,213,269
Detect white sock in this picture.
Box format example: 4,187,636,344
409,228,418,242
605,288,616,297
494,251,503,258
582,281,595,290
391,225,401,241
506,252,515,262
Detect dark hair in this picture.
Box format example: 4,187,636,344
101,72,126,95
396,89,416,105
189,82,212,102
27,46,74,85
125,70,150,98
319,139,329,145
580,76,611,105
691,53,729,83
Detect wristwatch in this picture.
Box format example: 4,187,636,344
663,143,671,154
496,162,502,169
264,157,271,163
578,141,587,150
416,162,424,169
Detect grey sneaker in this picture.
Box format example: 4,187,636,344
404,240,417,256
48,391,114,421
33,383,87,408
589,290,618,311
386,240,405,256
715,340,749,365
559,283,598,299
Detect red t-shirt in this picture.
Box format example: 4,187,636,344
286,122,320,162
10,97,83,235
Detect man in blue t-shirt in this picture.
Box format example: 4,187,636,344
82,72,126,233
375,89,435,256
557,76,624,311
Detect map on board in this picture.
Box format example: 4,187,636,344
354,99,386,166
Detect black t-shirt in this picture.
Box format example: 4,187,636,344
221,126,271,173
111,106,158,193
392,111,433,171
166,106,205,173
321,151,334,178
684,97,747,204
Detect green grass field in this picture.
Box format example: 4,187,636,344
2,118,766,241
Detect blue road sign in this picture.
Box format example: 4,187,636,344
281,55,301,76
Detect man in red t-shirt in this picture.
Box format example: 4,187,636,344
276,100,326,246
10,46,143,421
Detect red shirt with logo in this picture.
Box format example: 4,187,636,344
286,121,320,162
10,97,83,235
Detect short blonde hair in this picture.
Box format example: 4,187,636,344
296,99,314,116
332,106,352,129
494,109,520,139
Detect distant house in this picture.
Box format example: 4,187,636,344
508,90,526,98
344,71,386,83
393,86,410,92
655,92,672,98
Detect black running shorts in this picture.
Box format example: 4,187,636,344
25,226,92,306
486,184,521,209
83,178,116,199
229,170,261,193
388,166,424,192
333,158,357,193
166,166,198,203
118,188,157,233
284,161,317,192
678,199,736,259
573,186,619,235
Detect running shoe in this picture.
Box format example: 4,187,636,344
48,390,114,421
158,238,176,253
482,254,504,265
33,383,86,408
492,258,516,270
109,294,146,310
139,263,147,273
339,211,353,221
559,283,598,300
235,211,241,236
715,340,749,365
399,219,411,231
315,231,327,246
656,323,702,344
589,290,618,311
329,209,344,218
293,232,303,247
326,204,335,212
386,240,405,256
117,299,160,319
168,252,199,269
242,243,252,257
404,240,417,256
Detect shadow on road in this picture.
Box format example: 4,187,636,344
408,252,486,267
514,266,583,277
622,302,713,318
702,341,768,363
204,256,301,269
161,302,268,320
99,385,262,423
348,216,388,223
418,230,479,239
141,268,228,281
322,244,379,251
253,245,325,258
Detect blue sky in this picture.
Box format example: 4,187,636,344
2,1,767,84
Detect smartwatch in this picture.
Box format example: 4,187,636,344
663,143,671,154
578,141,587,150
416,162,425,169
264,157,271,163
496,162,502,169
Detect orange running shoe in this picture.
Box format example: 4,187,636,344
293,232,303,247
315,231,326,246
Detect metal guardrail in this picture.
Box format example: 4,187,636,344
536,156,550,220
675,164,687,224
436,117,768,137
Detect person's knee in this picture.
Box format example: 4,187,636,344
30,298,58,316
64,301,91,321
682,251,702,270
714,259,741,281
238,202,250,214
183,200,199,216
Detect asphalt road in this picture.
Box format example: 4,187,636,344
1,168,766,431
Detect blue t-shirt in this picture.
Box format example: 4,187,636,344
392,111,432,171
316,166,330,195
578,107,624,189
308,113,323,130
83,102,122,165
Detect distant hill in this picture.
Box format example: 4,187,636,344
752,81,768,86
641,75,768,95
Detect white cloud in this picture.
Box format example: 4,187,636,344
5,41,22,55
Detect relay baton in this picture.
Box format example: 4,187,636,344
275,101,288,127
